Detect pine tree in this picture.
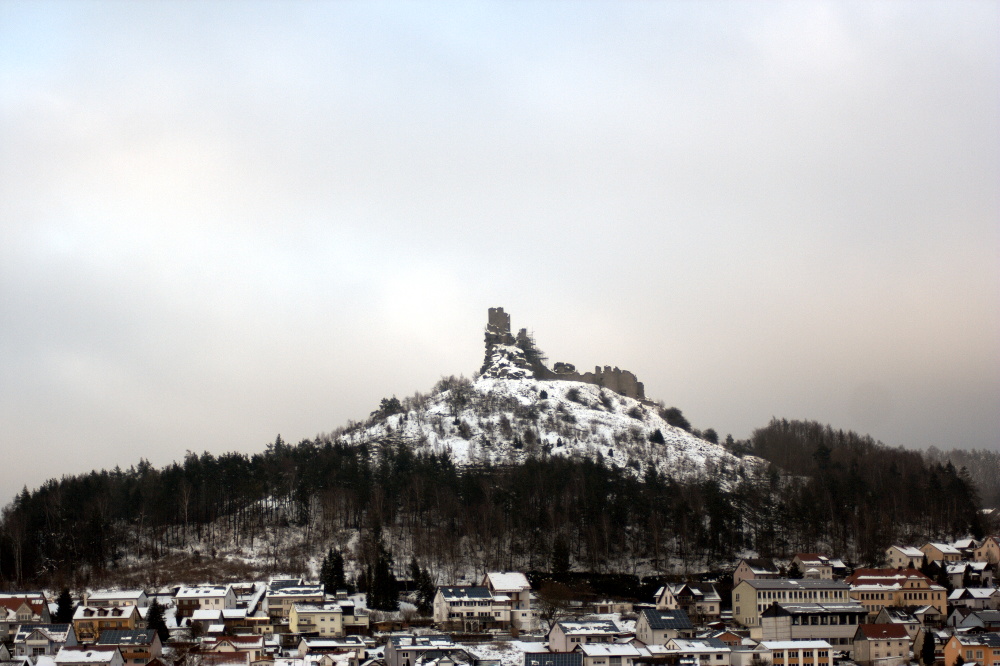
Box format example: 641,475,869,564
921,634,936,666
146,598,169,642
417,566,436,615
329,549,347,592
787,561,803,579
552,535,570,579
54,589,74,623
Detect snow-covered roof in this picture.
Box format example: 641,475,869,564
87,591,145,602
951,588,998,600
268,586,324,598
669,639,729,653
556,620,619,635
759,641,832,650
892,546,925,557
575,645,645,658
176,586,230,599
925,542,960,554
55,647,120,664
484,573,530,592
192,610,223,620
74,606,135,620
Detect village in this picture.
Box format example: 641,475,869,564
3,539,1000,666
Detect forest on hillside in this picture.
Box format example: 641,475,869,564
0,418,985,590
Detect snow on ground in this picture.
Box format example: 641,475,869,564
339,376,764,486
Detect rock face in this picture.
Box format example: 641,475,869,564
479,307,646,401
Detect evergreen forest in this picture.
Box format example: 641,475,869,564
0,418,984,589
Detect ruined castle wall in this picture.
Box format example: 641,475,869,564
548,364,646,401
482,307,647,401
487,307,511,334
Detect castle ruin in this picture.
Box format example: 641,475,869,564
479,307,647,401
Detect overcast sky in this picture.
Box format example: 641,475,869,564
1,1,998,504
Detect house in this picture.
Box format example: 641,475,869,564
384,636,455,666
482,572,536,631
549,620,620,653
635,609,693,645
952,609,1000,631
728,645,772,666
885,546,925,570
289,603,345,637
175,586,237,620
948,587,999,610
759,603,868,651
664,638,731,666
574,643,648,666
946,561,995,588
54,646,124,666
943,632,1000,666
921,543,961,564
204,635,267,663
758,641,833,666
432,586,511,631
731,579,850,633
846,568,947,617
655,584,722,620
792,555,832,580
873,607,921,640
95,630,161,665
266,579,324,623
705,631,744,648
85,592,148,609
733,560,780,589
72,606,141,643
0,596,53,640
912,605,944,628
974,536,1000,564
852,624,911,666
14,624,77,658
298,636,370,666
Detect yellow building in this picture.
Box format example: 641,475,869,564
846,569,946,618
72,606,141,643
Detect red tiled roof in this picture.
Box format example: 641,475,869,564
858,624,910,640
847,568,931,584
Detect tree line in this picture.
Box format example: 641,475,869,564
0,418,984,588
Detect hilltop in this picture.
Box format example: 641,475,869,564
339,375,759,485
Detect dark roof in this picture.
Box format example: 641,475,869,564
436,586,493,600
740,559,779,573
970,610,1000,623
957,633,1000,648
524,653,583,666
762,603,867,618
640,608,693,631
96,629,156,646
13,624,71,641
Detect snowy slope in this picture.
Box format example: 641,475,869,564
338,377,763,485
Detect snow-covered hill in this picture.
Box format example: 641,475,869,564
338,376,763,485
